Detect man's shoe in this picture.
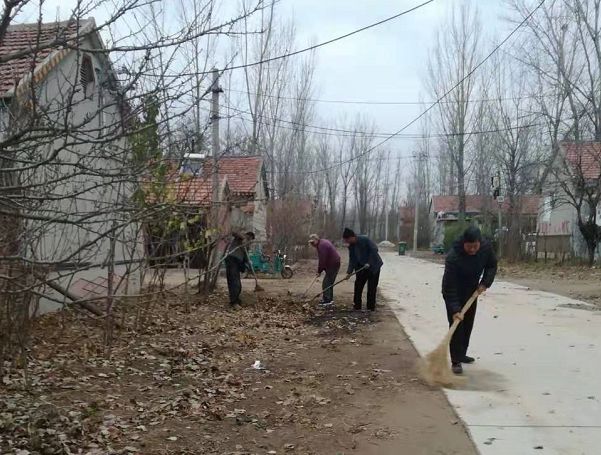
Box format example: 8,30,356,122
462,356,475,364
318,300,334,308
451,363,463,375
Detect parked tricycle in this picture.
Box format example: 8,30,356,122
249,248,293,279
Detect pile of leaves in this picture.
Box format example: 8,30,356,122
0,289,379,454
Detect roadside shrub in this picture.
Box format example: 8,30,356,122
443,222,469,252
443,221,498,254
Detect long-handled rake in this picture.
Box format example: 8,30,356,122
418,290,480,387
304,265,368,303
300,274,320,299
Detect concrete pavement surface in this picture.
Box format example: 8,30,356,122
379,253,601,455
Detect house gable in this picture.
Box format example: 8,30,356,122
0,18,125,138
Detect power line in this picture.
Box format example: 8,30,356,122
219,102,543,140
151,1,435,78
304,0,548,175
223,87,550,106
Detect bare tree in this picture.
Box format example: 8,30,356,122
0,0,267,362
484,52,541,259
427,3,482,220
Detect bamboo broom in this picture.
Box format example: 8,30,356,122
419,290,480,387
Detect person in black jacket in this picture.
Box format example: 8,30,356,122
342,228,383,311
224,231,255,308
442,226,497,375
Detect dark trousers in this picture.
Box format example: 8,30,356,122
322,264,340,303
225,257,242,305
446,299,477,363
354,269,380,310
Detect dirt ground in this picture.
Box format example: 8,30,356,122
0,259,476,454
411,250,601,308
497,261,601,307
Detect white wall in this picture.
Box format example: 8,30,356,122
252,169,267,242
15,37,143,311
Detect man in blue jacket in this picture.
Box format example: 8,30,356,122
342,228,383,311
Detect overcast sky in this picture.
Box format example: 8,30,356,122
275,0,510,149
19,0,516,159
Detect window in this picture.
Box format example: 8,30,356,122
80,54,95,98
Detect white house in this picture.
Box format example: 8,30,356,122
0,19,142,311
538,141,601,261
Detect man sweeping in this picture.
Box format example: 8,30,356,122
342,228,383,311
442,226,497,375
309,234,341,307
224,231,255,308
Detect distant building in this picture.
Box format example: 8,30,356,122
144,172,232,268
202,156,269,241
430,195,540,245
538,142,601,260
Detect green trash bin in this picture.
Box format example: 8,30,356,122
398,241,407,256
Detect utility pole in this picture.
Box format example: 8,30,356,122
211,68,223,229
385,206,389,242
204,68,223,291
493,171,503,259
413,152,422,253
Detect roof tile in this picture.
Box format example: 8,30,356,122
0,20,90,97
203,156,262,195
561,142,601,180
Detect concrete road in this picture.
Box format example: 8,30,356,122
379,253,601,455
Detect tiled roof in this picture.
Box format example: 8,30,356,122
431,195,540,216
203,156,263,195
170,176,228,207
0,19,93,97
561,142,601,180
144,165,227,207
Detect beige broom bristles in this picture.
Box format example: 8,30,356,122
418,290,480,387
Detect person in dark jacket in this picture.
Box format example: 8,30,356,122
224,231,255,308
442,226,497,375
309,234,341,306
342,228,383,311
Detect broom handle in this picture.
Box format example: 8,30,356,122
445,290,480,342
307,265,369,302
243,245,260,286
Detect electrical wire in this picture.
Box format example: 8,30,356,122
220,101,541,139
151,1,435,78
223,87,550,106
301,0,548,175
